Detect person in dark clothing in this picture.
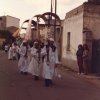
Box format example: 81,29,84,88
83,44,89,75
76,44,84,74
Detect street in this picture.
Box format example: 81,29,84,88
0,50,100,100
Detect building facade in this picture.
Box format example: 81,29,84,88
0,15,20,33
62,1,100,73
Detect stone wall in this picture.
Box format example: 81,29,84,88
84,3,100,40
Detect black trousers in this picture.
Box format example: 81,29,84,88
45,79,52,87
34,75,39,80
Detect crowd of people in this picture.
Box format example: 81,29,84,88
76,44,89,75
6,38,60,87
4,42,20,60
4,38,90,87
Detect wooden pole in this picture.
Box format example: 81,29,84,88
54,0,57,40
51,0,53,13
36,16,39,39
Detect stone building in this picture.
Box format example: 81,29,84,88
0,15,20,34
0,15,20,45
62,0,100,73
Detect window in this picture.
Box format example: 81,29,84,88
66,32,70,51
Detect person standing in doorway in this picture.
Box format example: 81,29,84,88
76,44,84,75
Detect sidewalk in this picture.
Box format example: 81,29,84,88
59,66,100,88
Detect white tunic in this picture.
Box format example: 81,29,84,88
8,47,13,60
28,47,41,76
18,45,28,72
12,46,17,59
42,47,59,79
5,45,9,51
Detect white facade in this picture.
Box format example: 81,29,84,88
61,3,100,72
62,6,84,70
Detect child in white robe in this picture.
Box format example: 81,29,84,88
8,44,13,60
28,42,41,80
18,42,28,74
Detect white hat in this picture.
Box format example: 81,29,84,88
49,38,54,41
23,40,27,43
34,41,38,44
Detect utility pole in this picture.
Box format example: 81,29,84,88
36,16,40,39
54,0,57,40
55,0,57,15
51,0,53,14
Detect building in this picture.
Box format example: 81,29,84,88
0,15,20,44
0,15,20,34
62,0,100,73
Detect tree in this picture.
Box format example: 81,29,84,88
0,30,16,44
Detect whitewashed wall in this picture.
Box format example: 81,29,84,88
62,13,83,59
62,12,84,70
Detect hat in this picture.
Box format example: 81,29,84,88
34,41,38,44
49,38,54,41
23,40,27,43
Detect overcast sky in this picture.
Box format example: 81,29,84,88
0,0,88,24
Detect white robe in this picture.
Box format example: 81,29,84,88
42,47,59,79
18,45,28,72
12,46,17,59
4,45,9,51
27,46,32,64
28,47,41,76
8,47,13,60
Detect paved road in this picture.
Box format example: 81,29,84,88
0,51,100,100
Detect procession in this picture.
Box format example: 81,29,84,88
5,38,61,87
0,0,100,100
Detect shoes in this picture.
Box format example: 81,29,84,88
81,73,85,75
20,71,28,75
77,73,81,75
34,76,39,80
78,72,85,75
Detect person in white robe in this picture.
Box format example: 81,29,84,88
27,44,32,64
42,38,59,87
8,44,13,60
39,42,46,77
4,44,9,53
18,41,28,74
12,43,18,60
16,45,20,60
28,41,41,80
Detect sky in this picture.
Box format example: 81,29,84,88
0,0,88,25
